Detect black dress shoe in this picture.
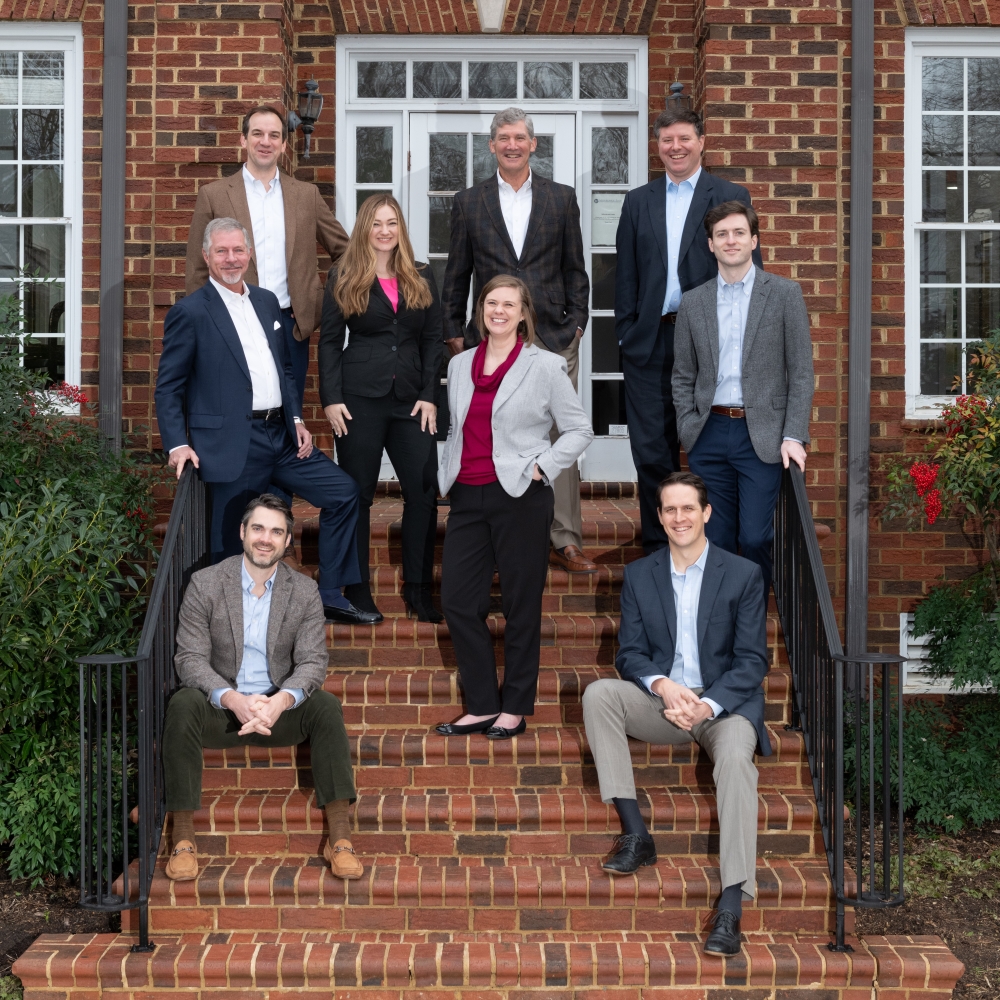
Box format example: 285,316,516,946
344,582,384,620
324,602,383,625
703,910,742,956
485,718,527,740
435,715,500,736
601,834,657,874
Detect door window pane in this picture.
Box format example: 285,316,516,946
591,316,621,373
357,61,405,99
429,196,453,254
922,115,963,166
22,53,63,104
920,230,961,283
592,127,628,184
923,57,964,111
428,257,448,295
968,116,1000,166
356,126,393,183
523,62,571,99
580,63,628,100
472,134,496,186
413,62,461,99
22,164,61,217
968,58,1000,112
922,170,962,222
592,379,627,434
920,287,960,339
0,110,16,158
24,223,63,276
920,342,961,395
429,133,467,192
531,135,553,180
356,189,392,214
0,53,16,103
468,62,516,100
592,254,616,310
968,170,1000,223
966,230,1000,284
966,287,1000,340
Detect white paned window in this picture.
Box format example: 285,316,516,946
0,24,81,391
905,30,1000,417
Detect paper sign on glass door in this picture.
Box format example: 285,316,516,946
592,191,626,246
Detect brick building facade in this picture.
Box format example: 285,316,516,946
1,0,995,652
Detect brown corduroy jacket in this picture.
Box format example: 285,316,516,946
185,168,349,340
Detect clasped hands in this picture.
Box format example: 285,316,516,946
221,689,294,736
649,676,714,731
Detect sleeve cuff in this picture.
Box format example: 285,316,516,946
168,444,187,454
641,674,668,693
782,437,802,444
210,688,229,709
281,688,304,709
701,697,724,719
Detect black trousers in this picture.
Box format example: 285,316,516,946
623,319,682,554
334,390,437,584
441,479,554,716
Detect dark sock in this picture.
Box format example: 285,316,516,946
171,810,196,849
319,587,350,609
612,797,652,840
718,882,743,918
324,798,352,843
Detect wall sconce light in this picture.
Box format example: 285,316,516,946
666,81,693,112
287,78,324,159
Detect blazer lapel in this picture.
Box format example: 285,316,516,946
225,170,259,285
651,548,677,652
452,351,477,430
741,268,771,365
644,176,669,278
701,281,720,376
696,543,726,654
205,283,252,383
224,558,245,671
481,178,519,263
677,171,714,273
280,171,297,271
265,563,291,664
492,343,535,412
519,175,549,264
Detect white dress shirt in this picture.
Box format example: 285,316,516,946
243,165,289,309
497,170,533,260
662,166,702,315
210,277,283,409
713,262,755,407
641,541,724,720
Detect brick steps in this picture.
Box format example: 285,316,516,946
17,931,964,994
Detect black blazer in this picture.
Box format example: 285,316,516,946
615,543,772,756
442,172,589,353
318,265,444,407
615,170,763,367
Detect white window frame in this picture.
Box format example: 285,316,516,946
904,28,1000,418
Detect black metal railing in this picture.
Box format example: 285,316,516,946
773,466,905,950
79,465,207,951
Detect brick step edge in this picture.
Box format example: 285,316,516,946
13,932,963,992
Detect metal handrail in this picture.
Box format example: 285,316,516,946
773,466,905,950
78,465,207,951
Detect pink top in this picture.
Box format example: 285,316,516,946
457,339,524,486
378,276,399,312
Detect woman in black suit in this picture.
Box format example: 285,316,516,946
319,194,444,622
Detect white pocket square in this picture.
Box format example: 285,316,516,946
274,320,281,330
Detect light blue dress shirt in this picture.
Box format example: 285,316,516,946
210,561,304,710
641,541,724,720
712,264,755,407
662,167,702,315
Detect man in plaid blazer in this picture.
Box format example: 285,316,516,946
442,108,595,574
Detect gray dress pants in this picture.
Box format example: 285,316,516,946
583,677,759,899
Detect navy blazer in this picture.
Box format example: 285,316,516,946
154,280,300,483
615,543,772,756
614,170,763,368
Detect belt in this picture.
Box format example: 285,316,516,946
252,406,284,421
711,405,746,418
661,313,677,325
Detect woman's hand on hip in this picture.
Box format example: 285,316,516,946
411,400,437,435
532,463,543,481
324,403,352,438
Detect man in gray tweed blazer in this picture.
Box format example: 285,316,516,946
672,201,814,590
161,494,362,883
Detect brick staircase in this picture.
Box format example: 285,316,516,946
14,493,963,999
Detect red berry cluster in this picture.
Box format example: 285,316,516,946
123,505,148,522
55,381,88,405
923,490,943,524
943,394,987,439
909,462,940,497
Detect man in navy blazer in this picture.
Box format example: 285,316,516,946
615,108,764,554
154,217,378,625
583,471,769,957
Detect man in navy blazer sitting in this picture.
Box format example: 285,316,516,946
154,217,379,625
583,471,770,957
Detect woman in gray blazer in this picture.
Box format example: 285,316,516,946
435,276,593,740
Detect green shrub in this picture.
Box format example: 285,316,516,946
0,309,158,883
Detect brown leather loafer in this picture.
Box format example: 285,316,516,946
324,838,364,880
550,544,598,573
165,840,198,881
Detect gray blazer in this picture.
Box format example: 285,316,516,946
174,555,329,700
672,267,814,465
439,342,594,497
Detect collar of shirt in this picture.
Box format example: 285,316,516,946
210,275,251,304
497,169,532,196
669,539,710,580
243,164,281,196
717,261,756,296
241,558,276,596
666,165,702,195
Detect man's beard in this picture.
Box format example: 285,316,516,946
219,270,243,285
245,544,283,570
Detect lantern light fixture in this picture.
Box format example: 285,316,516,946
665,81,693,113
287,78,324,159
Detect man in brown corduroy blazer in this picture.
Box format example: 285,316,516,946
185,104,349,407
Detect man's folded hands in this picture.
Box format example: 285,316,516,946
221,689,295,736
649,676,714,731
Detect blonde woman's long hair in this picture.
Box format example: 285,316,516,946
333,194,432,317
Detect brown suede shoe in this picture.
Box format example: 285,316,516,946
550,544,598,573
165,840,198,881
324,838,364,880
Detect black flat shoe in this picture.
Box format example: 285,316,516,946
435,715,500,736
601,833,657,874
485,718,527,740
403,582,444,623
703,910,742,956
324,602,383,625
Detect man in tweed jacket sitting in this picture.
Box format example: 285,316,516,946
161,494,362,882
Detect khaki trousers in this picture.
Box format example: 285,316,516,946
535,334,583,550
583,677,759,898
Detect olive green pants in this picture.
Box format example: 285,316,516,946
163,687,356,810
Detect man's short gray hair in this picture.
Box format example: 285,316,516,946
490,108,534,142
203,217,253,253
